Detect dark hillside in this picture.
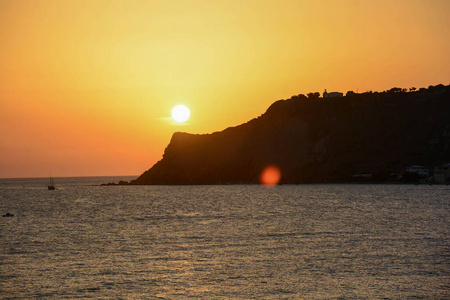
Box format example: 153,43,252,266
131,85,450,184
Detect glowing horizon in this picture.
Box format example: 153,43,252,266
1,0,449,178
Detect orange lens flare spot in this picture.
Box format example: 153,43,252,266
260,165,281,186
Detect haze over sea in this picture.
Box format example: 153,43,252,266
1,177,449,299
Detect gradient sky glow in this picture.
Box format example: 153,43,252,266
1,0,449,178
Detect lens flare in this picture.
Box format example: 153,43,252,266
260,165,281,186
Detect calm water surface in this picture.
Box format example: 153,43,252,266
1,177,449,299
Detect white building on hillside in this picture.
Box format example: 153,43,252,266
323,89,343,98
405,165,429,177
434,163,450,183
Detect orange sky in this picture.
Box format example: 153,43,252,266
1,0,449,178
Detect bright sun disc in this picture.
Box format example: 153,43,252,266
171,105,190,123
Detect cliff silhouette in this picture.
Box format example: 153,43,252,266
131,84,450,184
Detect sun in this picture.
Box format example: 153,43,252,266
171,105,190,123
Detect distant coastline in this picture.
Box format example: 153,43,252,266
110,84,450,185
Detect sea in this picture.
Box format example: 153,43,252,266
0,177,449,299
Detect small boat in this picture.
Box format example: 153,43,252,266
3,212,14,217
48,176,55,190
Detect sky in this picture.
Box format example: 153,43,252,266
1,0,449,178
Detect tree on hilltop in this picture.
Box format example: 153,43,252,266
388,87,402,93
307,92,320,99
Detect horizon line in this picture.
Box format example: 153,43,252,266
0,175,139,180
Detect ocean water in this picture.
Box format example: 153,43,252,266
0,177,449,299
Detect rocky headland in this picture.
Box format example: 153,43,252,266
127,84,450,185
